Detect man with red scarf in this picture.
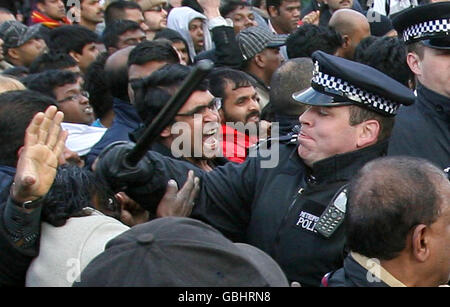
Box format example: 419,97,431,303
31,0,71,29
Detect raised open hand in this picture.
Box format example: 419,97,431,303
11,106,68,203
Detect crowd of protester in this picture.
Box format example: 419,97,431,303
0,0,449,288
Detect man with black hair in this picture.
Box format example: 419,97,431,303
388,2,450,170
0,91,58,204
23,70,95,125
131,63,225,171
104,0,149,32
323,156,450,287
29,52,80,74
23,70,105,158
353,36,414,88
85,40,180,170
31,0,71,29
154,28,191,65
207,67,261,163
47,25,100,74
94,51,416,286
266,0,301,34
84,52,114,128
219,0,258,34
0,102,66,287
286,24,342,58
102,19,146,55
79,0,104,32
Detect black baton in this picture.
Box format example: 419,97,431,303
125,59,214,167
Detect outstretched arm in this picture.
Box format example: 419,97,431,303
0,106,67,287
11,106,67,203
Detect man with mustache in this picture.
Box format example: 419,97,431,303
94,51,415,286
79,0,105,32
207,67,263,163
130,64,227,173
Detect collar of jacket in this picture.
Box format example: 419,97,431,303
291,139,389,185
416,83,450,121
245,72,270,91
112,97,142,129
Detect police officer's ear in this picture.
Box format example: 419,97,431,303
406,52,422,76
410,224,431,263
356,119,380,148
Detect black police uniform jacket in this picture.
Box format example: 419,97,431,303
133,140,389,287
388,84,450,170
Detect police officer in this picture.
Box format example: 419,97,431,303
388,2,450,170
94,51,415,287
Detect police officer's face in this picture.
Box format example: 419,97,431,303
297,105,359,167
413,47,450,98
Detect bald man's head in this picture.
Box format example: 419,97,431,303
329,9,370,59
104,46,135,102
270,57,313,117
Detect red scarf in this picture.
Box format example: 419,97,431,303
31,10,71,29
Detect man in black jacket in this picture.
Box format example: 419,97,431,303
388,2,450,171
94,51,415,286
322,156,450,287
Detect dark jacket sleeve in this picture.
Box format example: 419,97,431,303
129,150,257,242
200,26,243,69
0,200,41,287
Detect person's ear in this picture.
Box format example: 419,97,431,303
69,50,81,64
254,52,265,68
7,47,20,61
406,52,422,76
341,35,351,49
356,119,380,148
36,2,45,14
411,224,430,262
267,6,279,18
160,126,172,138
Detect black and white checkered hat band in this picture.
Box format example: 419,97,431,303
312,71,399,115
403,19,450,42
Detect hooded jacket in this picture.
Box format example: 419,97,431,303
167,6,213,63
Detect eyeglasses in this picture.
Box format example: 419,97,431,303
176,97,222,117
57,91,89,103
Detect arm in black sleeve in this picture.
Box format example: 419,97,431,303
96,142,257,242
0,198,42,287
209,25,243,69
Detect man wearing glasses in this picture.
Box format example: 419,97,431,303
131,63,227,172
23,70,106,158
135,0,168,40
